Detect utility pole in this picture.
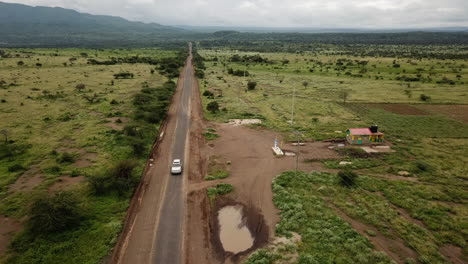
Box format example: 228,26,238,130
293,130,303,177
291,85,296,126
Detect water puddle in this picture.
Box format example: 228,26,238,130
217,205,254,253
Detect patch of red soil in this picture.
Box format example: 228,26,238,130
416,104,468,124
440,244,466,264
73,152,97,168
362,103,429,115
104,117,131,131
329,203,418,264
0,216,21,255
8,166,44,192
48,176,86,192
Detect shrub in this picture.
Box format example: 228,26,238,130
110,99,119,105
75,83,86,91
247,81,257,90
420,94,431,101
415,160,432,172
8,164,26,172
123,125,139,137
114,72,134,79
56,152,75,163
207,183,233,199
130,138,146,156
28,191,83,234
207,101,220,113
202,90,214,97
338,169,359,187
89,160,139,196
205,170,229,181
203,132,219,141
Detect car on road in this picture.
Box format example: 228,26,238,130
171,159,182,175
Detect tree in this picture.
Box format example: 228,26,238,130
339,89,350,103
207,101,220,113
247,80,257,90
75,83,86,91
29,191,83,233
302,81,309,88
17,61,24,66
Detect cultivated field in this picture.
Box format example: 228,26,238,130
196,46,468,263
0,48,183,263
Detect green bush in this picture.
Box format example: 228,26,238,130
338,169,359,187
203,132,219,141
415,160,432,172
28,191,83,234
247,80,257,90
8,164,26,172
89,160,139,196
207,101,220,113
420,94,431,101
56,152,75,163
207,183,233,199
205,170,229,181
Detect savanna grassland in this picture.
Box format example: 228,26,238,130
0,48,186,263
197,45,468,264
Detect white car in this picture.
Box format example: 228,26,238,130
171,159,182,175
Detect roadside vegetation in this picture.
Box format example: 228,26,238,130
0,47,187,263
196,45,468,263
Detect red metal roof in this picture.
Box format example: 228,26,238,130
348,128,373,135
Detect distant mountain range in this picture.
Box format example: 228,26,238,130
0,1,467,47
180,25,468,34
0,1,191,47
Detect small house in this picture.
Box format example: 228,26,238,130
346,125,384,145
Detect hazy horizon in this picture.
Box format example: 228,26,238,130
3,0,468,29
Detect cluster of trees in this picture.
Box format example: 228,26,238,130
230,54,268,63
157,50,188,79
192,49,206,79
134,81,176,124
114,72,134,79
227,68,250,77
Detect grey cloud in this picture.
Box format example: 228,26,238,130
3,0,468,28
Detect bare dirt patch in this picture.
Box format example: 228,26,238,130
48,176,86,192
8,165,44,192
416,104,468,124
0,216,21,255
104,117,131,131
440,244,466,264
361,103,429,115
73,152,97,168
228,119,263,126
329,203,418,264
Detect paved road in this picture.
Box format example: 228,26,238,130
152,49,193,263
116,45,193,264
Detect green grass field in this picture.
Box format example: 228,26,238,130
197,46,468,263
0,48,181,263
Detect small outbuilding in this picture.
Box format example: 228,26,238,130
346,125,384,145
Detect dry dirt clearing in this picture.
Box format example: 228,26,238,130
185,80,340,263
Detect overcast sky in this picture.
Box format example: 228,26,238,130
3,0,468,28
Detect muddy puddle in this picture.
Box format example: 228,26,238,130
218,205,254,253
